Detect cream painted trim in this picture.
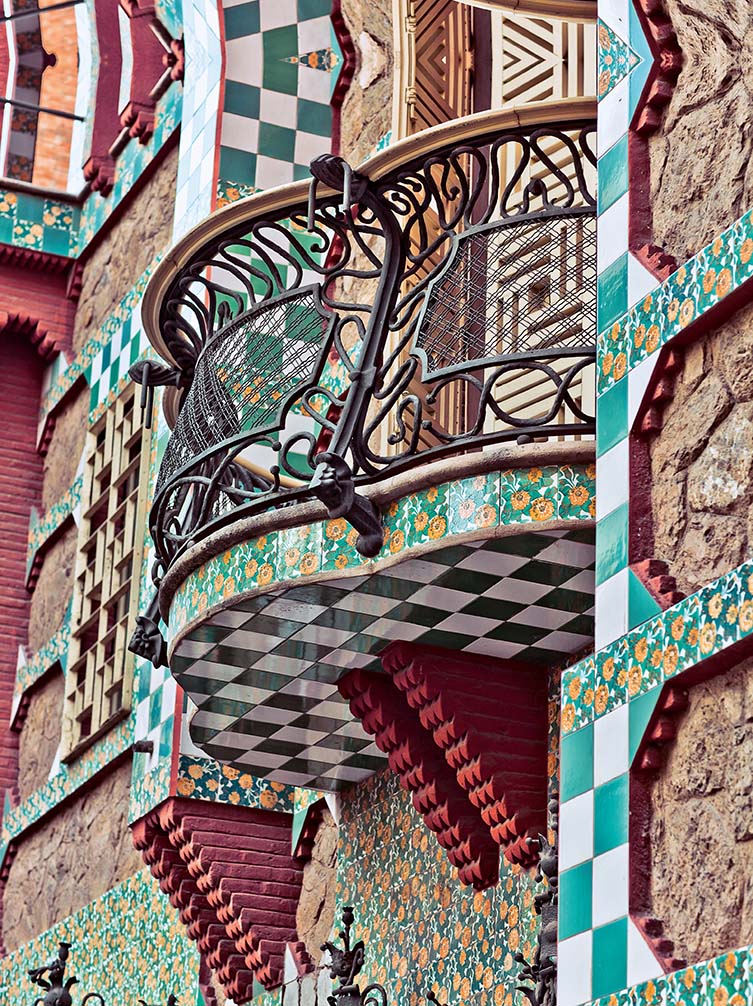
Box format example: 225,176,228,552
143,97,596,367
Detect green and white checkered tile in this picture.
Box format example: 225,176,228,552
87,311,151,418
173,529,595,789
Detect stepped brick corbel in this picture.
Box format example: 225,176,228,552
132,799,315,1003
630,560,686,610
339,643,549,886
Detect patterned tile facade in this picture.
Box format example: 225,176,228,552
171,524,594,788
0,870,201,1005
169,463,596,641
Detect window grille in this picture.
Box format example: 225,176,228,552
63,386,151,758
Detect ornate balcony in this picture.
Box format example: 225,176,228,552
134,99,596,588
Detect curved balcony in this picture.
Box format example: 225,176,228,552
134,99,596,593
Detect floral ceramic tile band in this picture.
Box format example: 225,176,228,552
597,20,640,100
26,475,83,582
561,559,753,733
0,869,200,1005
175,755,296,812
598,210,753,395
590,944,753,1006
168,462,596,645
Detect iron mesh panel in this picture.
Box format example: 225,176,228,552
414,213,596,377
157,290,328,491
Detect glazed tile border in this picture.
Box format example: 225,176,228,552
26,476,83,581
169,462,596,643
598,212,753,396
0,869,201,1005
588,943,753,1006
0,717,132,869
597,19,639,99
11,608,71,723
561,559,753,733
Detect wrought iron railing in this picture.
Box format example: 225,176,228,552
132,102,596,585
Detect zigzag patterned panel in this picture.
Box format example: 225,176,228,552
496,13,596,105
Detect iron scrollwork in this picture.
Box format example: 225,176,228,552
27,941,179,1006
133,113,597,614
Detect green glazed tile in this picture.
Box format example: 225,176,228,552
297,97,331,137
258,121,297,162
561,722,594,801
628,569,662,629
596,502,628,586
594,773,629,855
592,917,628,999
628,685,661,763
559,860,593,940
598,253,629,333
224,81,261,118
598,134,629,215
224,1,260,39
596,377,628,456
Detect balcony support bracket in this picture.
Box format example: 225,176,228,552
310,452,383,558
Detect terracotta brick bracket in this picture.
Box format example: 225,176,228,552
339,642,549,888
132,798,315,1003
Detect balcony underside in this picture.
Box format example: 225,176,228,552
168,452,596,790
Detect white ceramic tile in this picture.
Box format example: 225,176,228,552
256,154,295,188
599,0,629,36
598,193,629,273
260,88,298,129
297,15,330,50
298,64,332,104
559,790,594,870
627,255,660,310
592,843,629,926
596,438,629,520
225,35,263,86
558,932,593,1006
628,353,660,427
595,568,629,650
259,0,296,31
463,637,526,660
221,111,259,152
594,703,629,784
597,77,629,158
627,917,664,985
294,126,330,166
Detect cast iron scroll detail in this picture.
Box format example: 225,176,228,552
515,792,559,1006
322,907,388,1006
135,115,597,602
27,941,179,1006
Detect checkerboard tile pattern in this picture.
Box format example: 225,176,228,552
174,529,595,789
558,696,665,1006
217,0,340,201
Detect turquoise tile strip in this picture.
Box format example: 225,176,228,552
0,870,201,1005
598,210,753,395
25,476,83,580
562,558,753,731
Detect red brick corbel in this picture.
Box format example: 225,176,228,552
339,642,549,886
119,0,167,143
132,798,314,1003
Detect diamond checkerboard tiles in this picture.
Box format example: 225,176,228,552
174,529,595,789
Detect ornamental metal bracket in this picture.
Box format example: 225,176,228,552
128,591,168,668
515,792,559,1006
310,453,383,558
129,359,186,430
27,941,179,1006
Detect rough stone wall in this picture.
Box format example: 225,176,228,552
296,807,338,962
16,670,64,802
72,144,179,353
648,658,753,964
649,299,753,594
27,524,77,653
338,0,393,163
648,1,753,262
41,388,88,511
2,758,143,951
